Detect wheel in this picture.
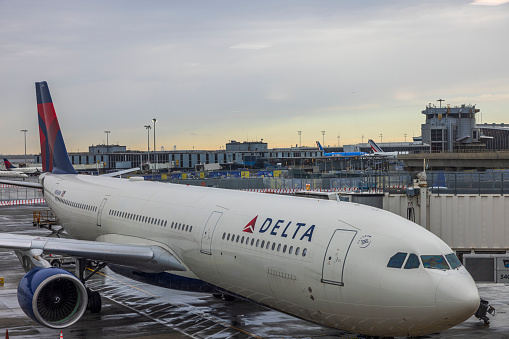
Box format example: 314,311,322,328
224,294,236,301
51,260,61,268
87,260,99,268
88,291,102,313
212,293,222,299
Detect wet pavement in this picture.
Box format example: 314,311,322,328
0,205,508,338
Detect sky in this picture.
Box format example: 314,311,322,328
1,0,509,155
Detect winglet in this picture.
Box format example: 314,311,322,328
36,82,77,174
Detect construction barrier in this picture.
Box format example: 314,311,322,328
0,198,46,206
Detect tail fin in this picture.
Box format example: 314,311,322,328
316,141,324,151
36,82,77,174
368,139,384,153
3,158,16,169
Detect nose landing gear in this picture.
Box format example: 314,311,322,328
475,298,495,325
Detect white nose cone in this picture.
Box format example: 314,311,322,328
436,274,480,324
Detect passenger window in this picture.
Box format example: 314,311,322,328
222,233,226,240
256,239,260,247
266,241,270,249
387,252,407,268
277,244,281,252
261,240,265,248
283,245,287,253
241,236,245,244
421,255,450,270
404,253,420,269
445,253,462,269
295,247,300,255
289,246,293,254
302,248,307,257
227,234,230,241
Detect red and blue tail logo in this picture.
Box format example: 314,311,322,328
36,82,77,174
3,158,16,170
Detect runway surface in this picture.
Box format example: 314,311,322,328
1,205,508,338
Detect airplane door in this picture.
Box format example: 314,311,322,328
321,229,357,286
200,211,223,255
97,198,108,226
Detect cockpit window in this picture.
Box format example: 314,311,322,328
421,255,450,270
445,253,462,269
404,253,420,269
387,252,407,268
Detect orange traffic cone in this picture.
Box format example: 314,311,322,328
59,331,63,339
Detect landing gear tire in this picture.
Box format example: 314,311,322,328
87,290,102,313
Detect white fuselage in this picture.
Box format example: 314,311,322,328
0,170,28,179
40,173,479,337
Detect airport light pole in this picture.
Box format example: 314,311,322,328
321,131,325,146
20,129,28,164
337,134,340,147
404,133,407,143
380,134,383,143
152,118,157,174
297,131,302,147
104,131,110,152
437,98,445,108
144,125,151,169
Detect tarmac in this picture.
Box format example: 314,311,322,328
1,204,509,338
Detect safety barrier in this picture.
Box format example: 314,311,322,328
0,198,46,206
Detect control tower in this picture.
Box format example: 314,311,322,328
421,102,487,152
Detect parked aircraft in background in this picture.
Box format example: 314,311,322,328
316,141,366,157
0,170,28,179
0,82,480,337
367,139,401,158
3,158,42,174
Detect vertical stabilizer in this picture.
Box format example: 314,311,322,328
3,158,16,169
368,139,384,153
36,82,77,174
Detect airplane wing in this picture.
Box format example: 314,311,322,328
0,179,43,189
100,167,140,177
0,233,186,272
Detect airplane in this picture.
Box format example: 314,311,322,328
367,139,403,158
316,141,366,157
3,158,42,175
0,169,28,179
0,82,481,337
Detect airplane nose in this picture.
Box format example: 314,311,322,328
436,274,480,322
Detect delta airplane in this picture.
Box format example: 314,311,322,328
316,141,366,157
0,169,28,179
367,139,403,158
0,82,480,337
3,158,42,175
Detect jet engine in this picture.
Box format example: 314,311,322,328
17,267,88,328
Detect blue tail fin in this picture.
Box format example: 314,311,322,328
36,82,77,174
3,158,16,169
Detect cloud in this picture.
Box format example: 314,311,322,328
229,44,271,50
471,0,509,5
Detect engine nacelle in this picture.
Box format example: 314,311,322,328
17,267,88,328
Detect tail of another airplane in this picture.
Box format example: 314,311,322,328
3,158,16,170
36,82,77,174
316,141,324,151
368,139,384,153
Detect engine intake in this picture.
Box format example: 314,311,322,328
17,267,87,328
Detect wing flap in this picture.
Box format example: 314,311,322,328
0,234,185,272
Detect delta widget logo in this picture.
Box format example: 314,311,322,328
243,216,258,233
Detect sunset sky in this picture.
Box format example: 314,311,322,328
1,0,509,154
